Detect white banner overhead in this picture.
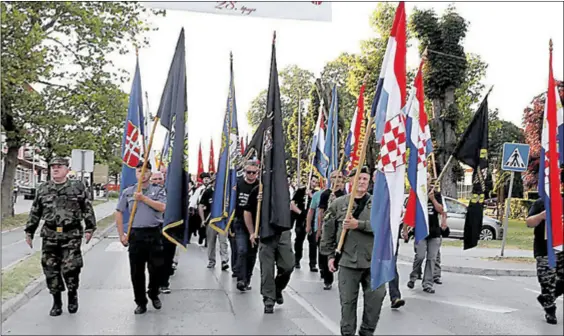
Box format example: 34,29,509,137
145,1,332,22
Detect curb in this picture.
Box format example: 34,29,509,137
1,222,117,323
397,255,536,277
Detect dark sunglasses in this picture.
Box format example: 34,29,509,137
246,170,258,175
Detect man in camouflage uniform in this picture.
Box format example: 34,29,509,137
321,166,386,336
24,157,96,317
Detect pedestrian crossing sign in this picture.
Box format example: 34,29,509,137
502,143,530,172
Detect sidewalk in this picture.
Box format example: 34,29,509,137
397,240,536,277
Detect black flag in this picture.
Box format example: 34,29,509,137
452,94,489,250
245,33,291,239
159,28,190,249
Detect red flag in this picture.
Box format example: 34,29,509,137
240,136,245,155
197,142,204,183
209,138,216,173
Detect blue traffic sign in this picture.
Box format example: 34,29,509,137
502,143,530,172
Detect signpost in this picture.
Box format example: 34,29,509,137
500,143,530,256
71,149,95,199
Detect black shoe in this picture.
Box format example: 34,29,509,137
160,286,171,294
222,261,229,271
236,280,247,292
68,291,78,314
245,284,252,291
232,273,237,278
545,306,558,325
407,281,415,289
50,293,63,317
391,298,405,309
151,297,162,310
310,267,319,273
207,262,215,269
417,274,422,280
276,292,284,305
264,299,275,314
323,284,332,290
134,305,147,314
434,279,443,285
295,263,301,269
423,287,435,294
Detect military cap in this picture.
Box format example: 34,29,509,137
200,172,210,179
49,157,69,167
348,166,370,177
136,161,152,170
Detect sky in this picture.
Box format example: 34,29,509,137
109,1,564,174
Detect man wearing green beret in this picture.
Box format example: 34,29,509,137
24,156,97,317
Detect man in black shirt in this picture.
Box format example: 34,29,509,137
317,170,346,290
407,176,446,294
526,198,564,325
234,160,260,292
199,174,229,270
291,175,320,272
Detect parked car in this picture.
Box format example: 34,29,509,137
401,195,503,242
18,183,36,200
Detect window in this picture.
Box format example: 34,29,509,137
445,199,467,215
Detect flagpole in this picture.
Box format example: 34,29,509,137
297,91,302,189
336,74,369,255
125,115,160,241
254,137,266,238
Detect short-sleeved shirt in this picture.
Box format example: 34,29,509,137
319,189,346,211
117,184,167,228
199,187,214,220
427,191,443,239
235,178,259,221
309,189,324,231
292,187,315,225
529,199,548,257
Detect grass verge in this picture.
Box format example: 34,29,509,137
95,215,115,234
1,252,42,303
92,199,108,207
441,219,534,250
483,256,536,264
1,213,29,232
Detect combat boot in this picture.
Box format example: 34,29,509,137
68,290,79,314
545,306,558,325
50,293,63,317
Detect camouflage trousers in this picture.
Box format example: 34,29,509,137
536,251,564,309
41,238,83,295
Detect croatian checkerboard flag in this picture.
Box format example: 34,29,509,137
369,1,406,290
539,40,564,268
311,108,329,179
403,58,433,243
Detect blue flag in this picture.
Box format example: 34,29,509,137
158,28,190,249
323,84,339,187
209,54,240,234
119,54,144,233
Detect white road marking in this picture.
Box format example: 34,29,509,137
479,275,497,281
285,286,340,335
2,238,25,249
405,292,518,313
525,287,563,301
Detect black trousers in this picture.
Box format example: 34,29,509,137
188,210,200,243
161,237,177,288
235,222,258,284
128,227,164,306
294,224,317,268
319,239,334,285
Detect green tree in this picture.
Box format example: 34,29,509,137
410,4,468,198
1,2,164,217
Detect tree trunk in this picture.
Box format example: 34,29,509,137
431,87,458,198
1,146,19,218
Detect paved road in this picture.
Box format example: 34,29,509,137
1,200,117,270
2,234,562,335
10,194,108,217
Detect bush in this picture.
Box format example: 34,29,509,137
508,198,534,220
108,191,119,199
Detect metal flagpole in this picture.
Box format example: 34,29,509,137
297,91,302,189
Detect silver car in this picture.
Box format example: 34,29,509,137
402,195,503,241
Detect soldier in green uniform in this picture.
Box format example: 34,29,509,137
24,157,96,317
320,166,386,336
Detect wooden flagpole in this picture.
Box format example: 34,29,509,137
125,115,160,241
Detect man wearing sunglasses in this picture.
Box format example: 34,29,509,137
233,160,261,292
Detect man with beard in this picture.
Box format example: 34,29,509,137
234,160,260,291
291,175,320,272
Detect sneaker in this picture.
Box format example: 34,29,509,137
310,266,319,273
423,287,435,294
222,261,229,271
407,281,415,289
264,298,275,314
323,284,332,290
134,305,147,315
245,284,252,291
207,262,215,269
391,298,405,309
236,281,247,292
434,279,443,285
160,287,171,294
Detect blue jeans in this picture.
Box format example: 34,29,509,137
235,222,258,284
